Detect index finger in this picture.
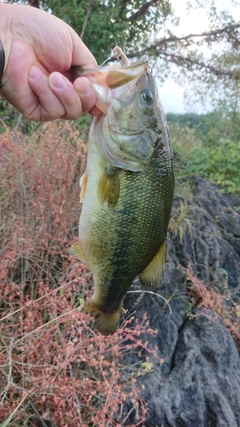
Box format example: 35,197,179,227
70,30,98,69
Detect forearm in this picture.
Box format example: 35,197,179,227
0,3,14,78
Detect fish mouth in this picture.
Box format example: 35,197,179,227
72,54,149,114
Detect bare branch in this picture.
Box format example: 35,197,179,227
126,21,240,82
157,51,240,81
30,0,39,7
80,0,93,39
155,23,240,47
127,23,240,61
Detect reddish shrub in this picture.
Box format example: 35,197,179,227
185,266,240,352
0,123,159,426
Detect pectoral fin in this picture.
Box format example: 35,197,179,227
98,166,120,207
139,240,167,289
69,241,87,265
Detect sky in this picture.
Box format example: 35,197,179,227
159,79,186,114
158,0,240,113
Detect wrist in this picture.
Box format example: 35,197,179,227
0,39,5,88
0,3,15,87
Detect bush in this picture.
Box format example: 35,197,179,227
182,138,240,194
170,124,240,194
0,280,157,426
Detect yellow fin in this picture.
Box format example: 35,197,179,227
139,240,167,289
84,298,122,335
69,241,87,265
98,165,120,207
80,171,88,203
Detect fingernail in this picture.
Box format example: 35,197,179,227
78,82,92,97
29,66,41,80
51,73,66,89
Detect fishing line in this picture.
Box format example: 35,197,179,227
127,290,172,315
97,46,129,69
97,52,115,70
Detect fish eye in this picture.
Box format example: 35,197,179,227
141,89,154,104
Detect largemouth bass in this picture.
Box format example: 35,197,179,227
70,48,174,335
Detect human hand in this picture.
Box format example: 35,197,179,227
0,3,100,121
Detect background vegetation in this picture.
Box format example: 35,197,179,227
167,111,240,194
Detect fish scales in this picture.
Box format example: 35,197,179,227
70,52,174,335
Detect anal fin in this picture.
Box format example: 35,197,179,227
98,165,120,207
139,240,167,289
69,241,87,265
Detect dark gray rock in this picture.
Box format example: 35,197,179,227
123,175,240,427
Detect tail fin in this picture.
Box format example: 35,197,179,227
84,298,122,335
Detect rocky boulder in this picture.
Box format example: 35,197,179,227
123,175,240,427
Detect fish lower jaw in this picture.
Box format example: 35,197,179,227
84,298,122,335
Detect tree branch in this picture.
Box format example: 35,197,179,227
127,23,240,62
80,0,93,39
122,0,160,22
30,0,39,7
157,51,240,80
155,23,240,46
